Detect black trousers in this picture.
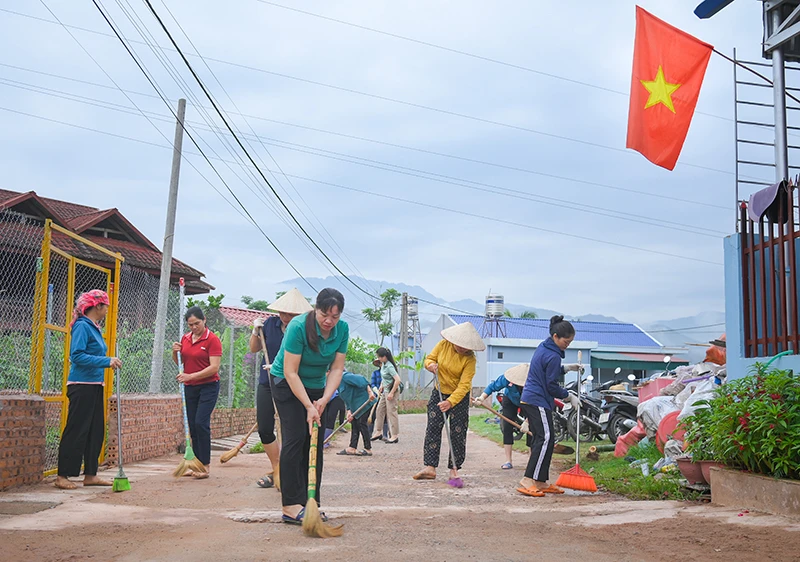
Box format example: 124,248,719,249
501,398,532,448
521,404,555,482
325,395,346,430
256,382,276,445
423,390,469,470
349,410,371,451
58,384,105,477
272,377,325,507
184,381,220,466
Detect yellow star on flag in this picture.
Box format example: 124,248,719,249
640,66,680,113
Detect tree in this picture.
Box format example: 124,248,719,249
503,309,514,318
346,336,378,364
519,310,539,319
362,288,402,346
185,293,226,332
240,295,270,311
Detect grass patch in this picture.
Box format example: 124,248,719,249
470,412,698,501
249,442,263,454
399,407,427,415
582,442,702,501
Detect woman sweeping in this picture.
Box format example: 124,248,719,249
270,288,349,525
249,288,312,489
517,315,581,497
336,371,376,456
172,306,223,478
473,363,529,470
55,290,122,490
370,347,401,444
413,322,485,485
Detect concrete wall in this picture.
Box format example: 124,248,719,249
711,467,800,517
0,394,45,491
724,234,800,379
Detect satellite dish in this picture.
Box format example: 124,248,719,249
627,374,636,381
586,375,594,382
614,367,622,374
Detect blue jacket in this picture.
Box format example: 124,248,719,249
68,316,111,383
338,372,375,413
520,337,569,410
484,375,522,407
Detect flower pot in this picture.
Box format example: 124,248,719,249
699,461,725,484
676,457,706,484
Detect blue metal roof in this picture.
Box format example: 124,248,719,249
449,315,660,348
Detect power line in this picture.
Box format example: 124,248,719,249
0,6,739,177
0,76,729,238
254,0,733,124
0,61,733,210
0,104,723,266
137,0,379,303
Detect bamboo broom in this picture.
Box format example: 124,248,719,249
302,422,343,538
219,422,259,463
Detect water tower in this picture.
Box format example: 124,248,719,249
482,293,507,338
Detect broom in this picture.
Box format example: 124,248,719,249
219,422,258,463
302,422,344,538
173,364,206,477
435,378,462,488
555,351,597,492
473,402,575,456
323,396,374,445
112,347,130,492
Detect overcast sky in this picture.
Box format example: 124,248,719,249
0,0,788,325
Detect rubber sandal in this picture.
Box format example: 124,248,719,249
54,479,78,490
336,449,358,456
256,474,274,488
540,485,565,494
412,470,436,480
282,508,305,525
359,449,373,456
501,462,513,470
517,486,545,497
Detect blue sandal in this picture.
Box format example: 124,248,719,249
501,462,513,470
281,507,329,525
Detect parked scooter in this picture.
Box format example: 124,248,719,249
565,378,619,442
497,394,570,444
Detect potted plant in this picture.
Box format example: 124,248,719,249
680,405,716,484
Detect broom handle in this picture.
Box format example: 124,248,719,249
435,376,457,471
324,397,373,444
307,422,319,501
115,343,124,468
475,402,532,436
177,280,191,443
575,351,582,463
239,422,259,447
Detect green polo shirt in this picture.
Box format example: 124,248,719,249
270,312,349,389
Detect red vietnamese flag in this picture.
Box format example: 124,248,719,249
626,6,713,171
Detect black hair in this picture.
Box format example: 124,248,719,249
305,288,345,352
375,347,398,373
185,306,205,322
549,315,575,339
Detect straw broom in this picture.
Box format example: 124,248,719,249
555,351,597,492
219,422,258,463
302,422,343,538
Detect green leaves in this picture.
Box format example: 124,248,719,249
683,365,799,480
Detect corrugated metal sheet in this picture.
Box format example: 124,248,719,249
449,314,661,348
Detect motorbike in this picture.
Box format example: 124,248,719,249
565,378,620,442
497,394,570,444
599,388,639,444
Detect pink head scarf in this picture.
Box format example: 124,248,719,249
71,289,110,326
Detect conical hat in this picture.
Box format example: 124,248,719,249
441,322,486,352
503,363,529,386
268,288,313,315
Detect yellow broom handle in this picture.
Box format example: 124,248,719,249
307,422,319,501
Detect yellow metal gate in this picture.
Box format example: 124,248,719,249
29,219,122,475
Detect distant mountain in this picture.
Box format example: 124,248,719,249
280,276,723,357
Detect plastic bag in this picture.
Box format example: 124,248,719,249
638,396,680,439
663,438,684,458
677,378,720,420
614,420,647,457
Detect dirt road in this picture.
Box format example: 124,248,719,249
2,413,798,561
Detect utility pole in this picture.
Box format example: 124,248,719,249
399,293,409,387
149,98,187,393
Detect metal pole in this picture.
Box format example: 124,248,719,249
149,98,187,393
772,9,789,184
399,292,408,387
43,283,53,391
733,47,740,233
227,325,235,408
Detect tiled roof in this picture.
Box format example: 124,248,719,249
449,314,662,348
219,306,277,328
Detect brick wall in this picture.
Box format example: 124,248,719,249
107,394,183,466
210,408,257,439
0,394,45,491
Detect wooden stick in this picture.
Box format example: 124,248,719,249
219,422,259,463
473,401,574,455
323,396,374,444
